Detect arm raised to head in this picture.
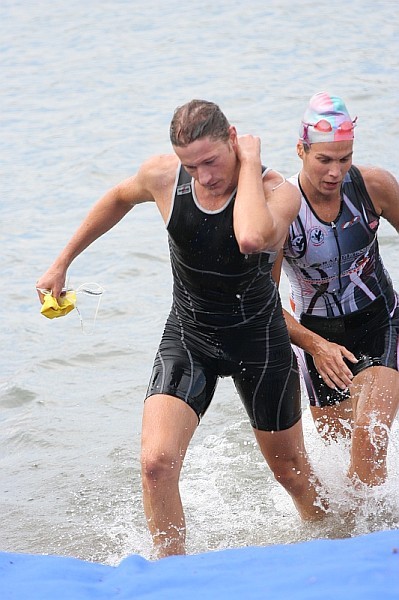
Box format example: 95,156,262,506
233,134,300,254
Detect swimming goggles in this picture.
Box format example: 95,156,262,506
301,117,357,143
303,118,357,133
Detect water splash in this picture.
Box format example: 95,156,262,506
302,408,399,540
78,404,399,564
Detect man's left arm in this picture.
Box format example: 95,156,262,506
233,135,300,253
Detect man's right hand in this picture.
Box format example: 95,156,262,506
36,264,67,302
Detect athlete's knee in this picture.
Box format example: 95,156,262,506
352,419,390,455
270,455,310,493
141,448,183,488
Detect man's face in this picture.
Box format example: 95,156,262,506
299,140,354,198
173,128,238,197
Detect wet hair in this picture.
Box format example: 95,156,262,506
170,99,230,147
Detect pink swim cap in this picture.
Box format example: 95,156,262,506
299,92,356,144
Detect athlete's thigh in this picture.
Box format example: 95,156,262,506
145,313,219,420
354,301,399,372
254,418,307,465
141,394,199,463
233,345,301,432
351,365,399,426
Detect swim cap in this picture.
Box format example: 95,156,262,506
299,92,356,144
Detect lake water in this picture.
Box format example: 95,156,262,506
1,0,399,564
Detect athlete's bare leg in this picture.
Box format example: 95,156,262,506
141,394,198,558
254,419,326,520
310,398,353,441
348,366,399,486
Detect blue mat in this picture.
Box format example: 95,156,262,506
1,529,399,599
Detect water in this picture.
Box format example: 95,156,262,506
1,0,399,564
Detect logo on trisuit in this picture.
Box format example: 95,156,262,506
310,227,325,246
176,183,191,195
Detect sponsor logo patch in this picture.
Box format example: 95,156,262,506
309,227,325,246
176,183,191,195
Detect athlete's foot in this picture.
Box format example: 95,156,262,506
150,527,186,559
296,499,328,521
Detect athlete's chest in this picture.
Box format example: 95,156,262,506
286,199,375,265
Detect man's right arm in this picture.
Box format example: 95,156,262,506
36,157,166,299
282,307,357,391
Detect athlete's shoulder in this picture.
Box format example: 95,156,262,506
135,154,178,196
286,172,300,188
354,164,397,187
262,168,285,188
139,153,179,181
263,169,299,196
355,165,399,213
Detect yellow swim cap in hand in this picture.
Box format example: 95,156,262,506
40,291,77,319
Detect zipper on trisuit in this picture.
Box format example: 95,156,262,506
331,221,343,290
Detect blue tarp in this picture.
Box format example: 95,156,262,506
1,529,399,599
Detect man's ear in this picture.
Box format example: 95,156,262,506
229,125,238,148
297,141,304,158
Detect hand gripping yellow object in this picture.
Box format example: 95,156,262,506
40,291,77,319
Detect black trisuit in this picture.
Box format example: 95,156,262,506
146,164,301,431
